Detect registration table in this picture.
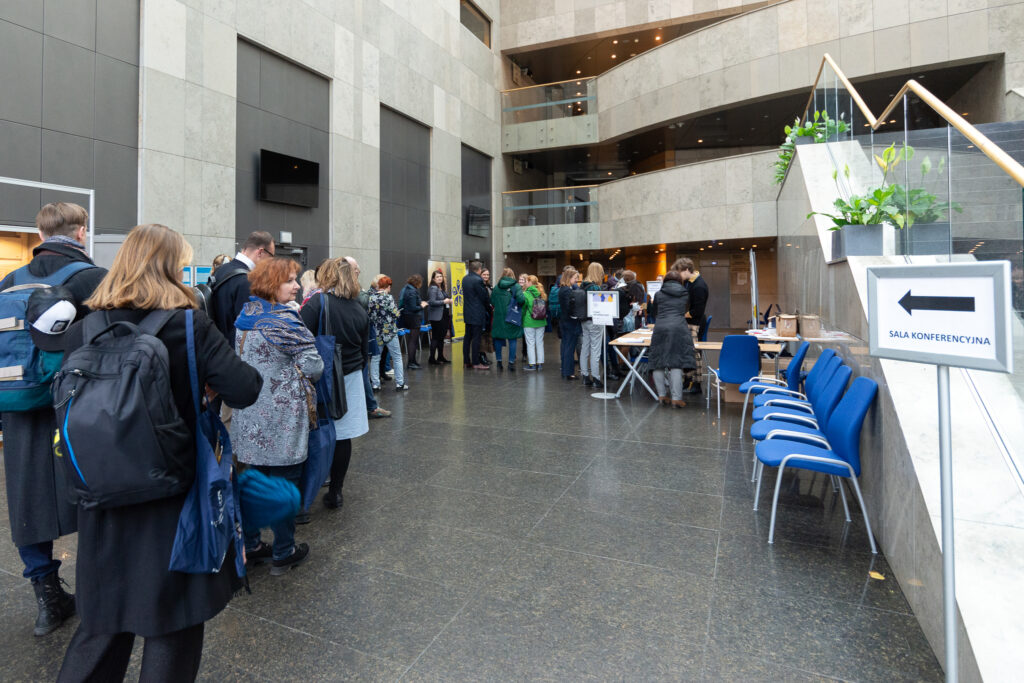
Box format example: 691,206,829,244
610,328,783,401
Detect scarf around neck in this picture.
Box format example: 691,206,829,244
41,235,89,255
235,296,315,353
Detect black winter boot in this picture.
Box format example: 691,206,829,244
32,573,75,637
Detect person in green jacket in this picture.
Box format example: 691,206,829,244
490,267,526,371
522,274,547,371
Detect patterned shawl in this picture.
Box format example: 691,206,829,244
235,296,316,354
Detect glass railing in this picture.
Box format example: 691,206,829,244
800,53,1024,490
501,186,598,227
501,78,596,126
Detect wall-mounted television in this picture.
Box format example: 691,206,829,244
259,149,319,208
465,204,490,237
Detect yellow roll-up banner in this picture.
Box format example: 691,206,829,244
449,261,466,339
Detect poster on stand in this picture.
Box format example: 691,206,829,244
588,289,618,326
195,266,211,285
449,261,466,339
646,280,662,298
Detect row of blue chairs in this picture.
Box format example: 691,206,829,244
735,343,880,552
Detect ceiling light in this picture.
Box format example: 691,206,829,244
785,243,792,247
699,247,704,251
889,119,896,123
630,53,636,57
962,112,969,116
752,244,758,248
576,69,582,74
576,92,582,96
634,38,639,43
611,54,617,58
613,39,618,44
655,36,661,41
697,138,703,143
576,81,581,85
607,171,613,175
718,242,723,245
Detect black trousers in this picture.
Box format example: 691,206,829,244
329,439,353,496
463,324,482,365
58,622,205,682
429,319,448,361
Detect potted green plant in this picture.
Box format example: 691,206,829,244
774,111,849,184
890,156,962,255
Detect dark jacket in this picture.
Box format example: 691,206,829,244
426,284,448,322
558,284,581,333
648,280,697,371
398,283,423,326
63,308,262,636
462,270,489,326
300,293,369,375
490,276,525,340
685,273,709,325
0,242,106,548
209,258,251,346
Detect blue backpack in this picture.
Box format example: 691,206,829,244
0,261,95,412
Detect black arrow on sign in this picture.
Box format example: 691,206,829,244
898,290,975,315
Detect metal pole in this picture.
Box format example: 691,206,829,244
937,364,957,683
88,189,95,258
591,323,616,400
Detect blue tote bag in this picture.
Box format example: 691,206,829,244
300,417,335,512
168,310,246,577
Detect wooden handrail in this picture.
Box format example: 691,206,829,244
501,185,598,194
804,54,1024,187
501,77,594,94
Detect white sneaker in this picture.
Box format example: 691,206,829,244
384,369,395,378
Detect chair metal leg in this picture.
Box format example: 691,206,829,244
836,477,851,522
753,461,764,510
716,379,721,419
740,391,751,437
848,477,878,554
768,464,786,544
829,475,839,492
751,450,758,482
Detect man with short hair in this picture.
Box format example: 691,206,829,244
209,231,275,346
0,202,106,636
461,260,489,369
672,257,709,394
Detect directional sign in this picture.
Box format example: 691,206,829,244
867,262,1012,372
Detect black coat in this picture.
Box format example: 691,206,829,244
209,258,251,346
558,285,582,333
0,242,107,548
62,308,262,637
685,273,709,325
648,280,697,371
462,271,489,326
300,293,369,375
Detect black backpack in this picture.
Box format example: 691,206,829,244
193,282,213,315
52,310,192,509
570,288,588,321
205,267,247,318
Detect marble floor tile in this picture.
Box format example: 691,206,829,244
426,461,575,503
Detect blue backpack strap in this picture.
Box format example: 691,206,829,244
186,309,200,418
14,261,96,287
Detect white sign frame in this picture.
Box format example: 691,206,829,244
587,289,618,321
646,281,662,298
867,261,1012,373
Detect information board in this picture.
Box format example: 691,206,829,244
646,280,662,298
867,261,1012,373
587,289,618,326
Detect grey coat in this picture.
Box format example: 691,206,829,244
231,326,324,467
648,280,697,371
427,284,448,322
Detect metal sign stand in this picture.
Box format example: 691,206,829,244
591,325,616,400
937,364,957,683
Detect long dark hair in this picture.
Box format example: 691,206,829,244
430,268,446,291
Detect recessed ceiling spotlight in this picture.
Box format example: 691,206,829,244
751,244,758,248
613,39,618,44
697,138,703,143
634,38,639,43
611,54,616,58
576,69,582,74
607,171,613,175
629,53,636,57
962,112,969,116
655,36,661,41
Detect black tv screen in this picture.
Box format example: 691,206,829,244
466,204,490,237
259,149,319,208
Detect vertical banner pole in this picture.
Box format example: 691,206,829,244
937,364,957,683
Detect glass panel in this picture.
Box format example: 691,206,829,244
948,126,1024,485
501,187,598,227
502,79,596,126
898,92,954,257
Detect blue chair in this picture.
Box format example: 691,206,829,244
738,341,810,436
753,376,879,552
749,355,842,425
707,335,761,418
751,349,836,410
698,315,712,342
749,364,851,445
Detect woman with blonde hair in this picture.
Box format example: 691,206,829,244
57,224,262,681
300,257,370,510
231,257,323,573
522,274,547,370
579,261,605,387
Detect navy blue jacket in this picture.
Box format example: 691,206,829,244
462,271,489,326
209,258,251,346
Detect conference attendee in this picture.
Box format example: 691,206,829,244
300,258,370,510
299,269,318,301
398,274,428,369
426,268,453,364
368,276,407,391
57,224,261,681
231,257,323,574
648,270,696,408
479,267,495,365
518,273,530,364
522,275,547,370
461,260,489,369
0,202,106,637
211,253,231,270
672,257,709,394
558,267,581,380
579,262,605,387
490,268,525,371
208,231,275,347
355,269,391,418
